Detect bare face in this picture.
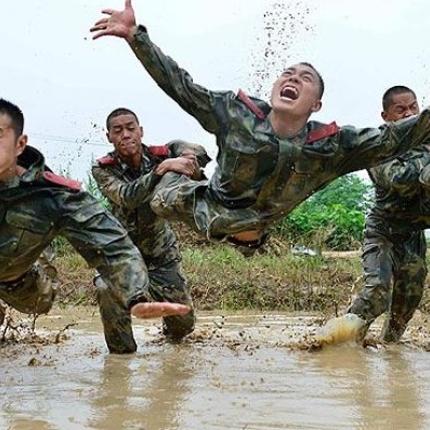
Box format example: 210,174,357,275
270,63,322,118
106,114,143,159
382,92,419,122
0,113,27,182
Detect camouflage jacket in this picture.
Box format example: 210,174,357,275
0,146,149,307
129,26,430,234
367,147,430,230
92,140,210,265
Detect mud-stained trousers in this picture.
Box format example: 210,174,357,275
349,216,427,341
96,258,195,352
0,248,58,324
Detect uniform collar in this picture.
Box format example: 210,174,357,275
0,146,46,190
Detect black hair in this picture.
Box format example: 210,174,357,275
299,62,325,98
0,98,24,136
382,86,416,111
106,108,139,130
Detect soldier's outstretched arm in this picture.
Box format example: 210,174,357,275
57,191,190,318
368,149,430,191
333,109,430,174
91,0,231,134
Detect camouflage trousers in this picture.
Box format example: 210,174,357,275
348,216,427,341
0,248,58,321
96,258,195,354
150,172,268,241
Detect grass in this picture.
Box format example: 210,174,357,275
54,240,363,315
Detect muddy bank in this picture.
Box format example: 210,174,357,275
2,309,430,429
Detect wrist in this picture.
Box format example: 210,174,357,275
126,25,138,43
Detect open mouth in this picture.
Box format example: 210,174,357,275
280,86,299,101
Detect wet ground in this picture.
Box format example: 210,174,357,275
1,309,430,430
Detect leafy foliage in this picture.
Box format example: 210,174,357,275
274,174,373,250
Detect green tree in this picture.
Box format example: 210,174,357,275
275,174,373,250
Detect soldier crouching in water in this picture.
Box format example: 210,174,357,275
92,108,210,341
0,98,190,353
90,0,430,255
318,86,430,345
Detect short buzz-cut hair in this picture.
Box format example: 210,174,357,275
299,62,325,99
0,98,24,137
382,86,417,111
106,107,139,130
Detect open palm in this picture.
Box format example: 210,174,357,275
90,0,137,41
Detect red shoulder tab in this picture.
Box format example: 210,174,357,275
43,171,81,191
148,145,169,157
306,122,339,144
237,89,266,120
97,155,117,166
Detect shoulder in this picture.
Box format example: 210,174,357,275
147,145,170,158
95,154,118,167
306,121,339,144
42,171,81,191
235,89,269,120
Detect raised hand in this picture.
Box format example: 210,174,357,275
154,156,200,177
90,0,137,42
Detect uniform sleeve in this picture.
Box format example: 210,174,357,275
129,25,233,134
57,191,150,308
92,164,160,209
335,108,430,174
166,139,212,167
368,150,429,193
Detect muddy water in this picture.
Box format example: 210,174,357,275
1,310,430,430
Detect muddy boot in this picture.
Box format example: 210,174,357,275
381,317,407,343
316,314,366,346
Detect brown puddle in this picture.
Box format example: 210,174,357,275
1,309,430,429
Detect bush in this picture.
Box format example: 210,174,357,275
274,174,373,250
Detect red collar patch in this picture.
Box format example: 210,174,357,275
148,145,169,157
97,155,117,166
237,89,266,120
43,171,81,191
306,122,339,144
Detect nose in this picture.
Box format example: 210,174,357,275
287,74,300,84
403,109,414,119
122,128,132,139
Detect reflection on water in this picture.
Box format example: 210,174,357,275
0,311,430,429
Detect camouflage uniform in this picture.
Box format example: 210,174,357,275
126,26,430,244
0,145,155,353
92,140,209,339
349,148,430,341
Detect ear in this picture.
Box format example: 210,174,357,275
15,134,27,157
381,111,387,122
106,131,113,144
311,100,322,113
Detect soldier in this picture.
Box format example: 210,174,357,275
318,86,430,345
90,0,430,252
0,98,190,353
92,107,210,340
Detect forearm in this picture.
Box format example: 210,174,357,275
60,193,150,308
340,109,430,173
128,25,225,133
92,167,160,209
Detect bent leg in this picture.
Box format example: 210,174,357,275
94,275,137,353
150,172,210,235
0,248,58,316
148,259,195,341
382,231,427,342
348,232,394,328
